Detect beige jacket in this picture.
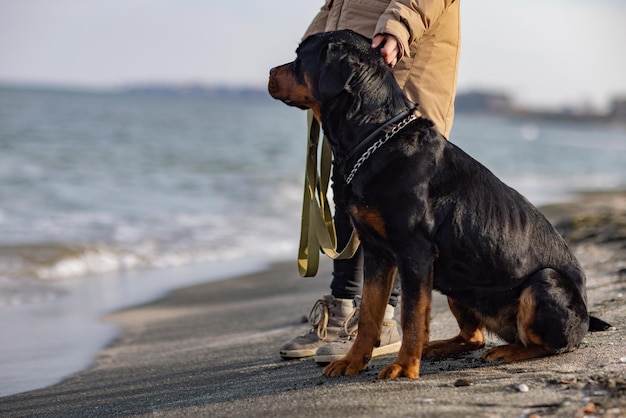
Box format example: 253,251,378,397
303,0,460,137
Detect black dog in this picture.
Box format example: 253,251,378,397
269,29,607,379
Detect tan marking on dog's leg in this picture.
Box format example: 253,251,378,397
423,297,485,358
378,277,432,379
483,287,553,362
323,267,396,377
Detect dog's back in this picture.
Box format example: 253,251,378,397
430,136,586,305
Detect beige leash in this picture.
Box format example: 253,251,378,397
297,111,360,277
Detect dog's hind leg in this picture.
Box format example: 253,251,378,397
483,268,589,363
423,297,485,359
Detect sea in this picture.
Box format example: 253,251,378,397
0,85,625,396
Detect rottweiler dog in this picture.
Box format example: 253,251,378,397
268,29,608,379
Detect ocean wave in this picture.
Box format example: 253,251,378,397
0,233,298,292
0,243,137,281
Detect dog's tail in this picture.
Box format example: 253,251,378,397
589,315,613,332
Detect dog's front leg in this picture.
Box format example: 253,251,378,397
379,252,434,379
323,255,396,377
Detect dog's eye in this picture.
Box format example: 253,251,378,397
291,60,300,74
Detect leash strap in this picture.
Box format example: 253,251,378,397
297,111,360,277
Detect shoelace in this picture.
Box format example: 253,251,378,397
339,303,359,339
308,298,330,340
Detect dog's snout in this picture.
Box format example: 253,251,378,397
269,62,293,77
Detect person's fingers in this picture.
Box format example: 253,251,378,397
372,34,399,67
371,34,385,49
384,37,399,65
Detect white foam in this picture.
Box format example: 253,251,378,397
36,248,140,280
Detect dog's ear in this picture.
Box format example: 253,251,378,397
318,41,355,99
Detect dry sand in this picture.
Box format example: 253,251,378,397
1,192,625,418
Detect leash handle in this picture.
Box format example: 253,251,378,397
297,111,360,277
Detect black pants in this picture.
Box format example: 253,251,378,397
329,167,400,307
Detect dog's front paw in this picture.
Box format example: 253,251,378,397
323,356,368,377
378,362,419,379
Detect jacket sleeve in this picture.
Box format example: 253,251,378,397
374,0,457,57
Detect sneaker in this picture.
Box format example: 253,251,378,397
314,297,401,364
279,295,354,359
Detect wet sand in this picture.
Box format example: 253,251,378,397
0,259,268,397
1,192,625,418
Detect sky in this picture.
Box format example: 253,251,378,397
1,0,625,110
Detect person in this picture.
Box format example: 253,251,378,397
280,0,461,363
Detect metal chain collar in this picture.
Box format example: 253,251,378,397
346,114,417,184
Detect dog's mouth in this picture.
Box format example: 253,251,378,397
268,72,290,103
270,91,308,109
268,64,319,115
268,79,309,109
282,98,309,110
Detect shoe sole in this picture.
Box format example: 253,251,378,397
314,341,402,365
280,348,317,359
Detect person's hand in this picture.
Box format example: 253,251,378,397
372,34,400,67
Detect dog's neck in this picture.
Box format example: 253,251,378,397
319,79,416,166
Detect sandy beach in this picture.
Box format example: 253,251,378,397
1,191,625,418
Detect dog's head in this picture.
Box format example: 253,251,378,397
268,30,410,124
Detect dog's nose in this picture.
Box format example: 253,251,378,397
269,67,276,76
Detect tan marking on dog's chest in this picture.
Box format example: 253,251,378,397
350,205,387,238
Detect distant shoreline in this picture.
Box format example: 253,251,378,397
2,82,625,127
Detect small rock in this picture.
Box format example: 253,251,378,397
516,383,529,392
619,356,626,363
574,402,596,418
583,402,596,414
422,398,434,404
453,378,474,387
